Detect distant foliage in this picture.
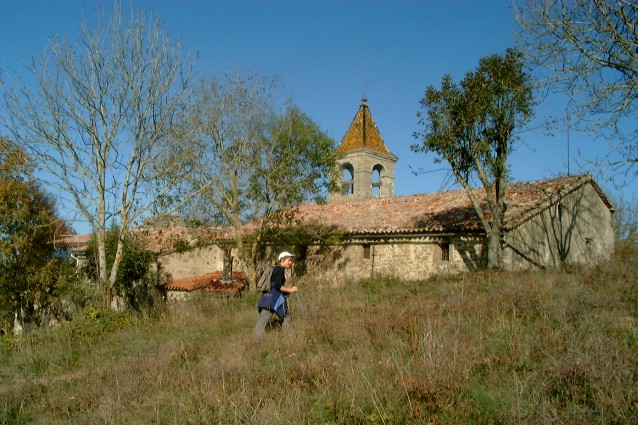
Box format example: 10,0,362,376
0,137,74,330
82,227,155,304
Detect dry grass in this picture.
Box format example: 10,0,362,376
1,248,637,424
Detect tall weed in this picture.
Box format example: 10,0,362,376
1,248,637,424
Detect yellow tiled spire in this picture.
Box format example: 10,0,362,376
336,98,394,157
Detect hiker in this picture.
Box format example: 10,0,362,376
253,251,297,337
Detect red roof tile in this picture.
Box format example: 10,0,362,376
291,174,613,234
135,225,231,254
158,271,248,294
56,175,613,253
55,233,91,253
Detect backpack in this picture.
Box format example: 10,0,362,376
256,266,274,292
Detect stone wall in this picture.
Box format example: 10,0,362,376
329,150,397,202
503,183,614,270
295,238,483,285
156,237,489,287
158,245,226,280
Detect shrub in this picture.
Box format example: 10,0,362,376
82,226,155,306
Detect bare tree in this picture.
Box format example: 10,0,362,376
514,0,638,186
0,4,196,306
176,71,339,280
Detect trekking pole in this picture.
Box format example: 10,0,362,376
295,292,305,315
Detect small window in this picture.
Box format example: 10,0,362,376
342,165,354,195
440,243,450,262
371,166,381,197
363,244,371,260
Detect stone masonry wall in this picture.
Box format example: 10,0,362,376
503,183,614,270
296,239,480,286
158,245,225,280
157,238,487,286
369,240,478,280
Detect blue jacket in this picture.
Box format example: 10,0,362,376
257,265,288,318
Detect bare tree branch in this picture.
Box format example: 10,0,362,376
514,0,638,186
0,3,197,305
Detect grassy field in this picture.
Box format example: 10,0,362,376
2,247,637,424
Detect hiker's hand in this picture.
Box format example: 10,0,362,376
288,285,298,293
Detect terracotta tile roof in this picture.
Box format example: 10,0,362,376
291,174,613,235
158,271,248,294
72,224,232,253
134,225,231,254
336,98,397,159
55,225,234,255
55,175,613,253
55,233,92,254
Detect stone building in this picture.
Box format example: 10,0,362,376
151,99,615,287
285,173,614,283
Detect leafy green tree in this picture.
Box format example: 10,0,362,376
0,136,74,330
412,49,535,269
175,71,340,280
83,226,154,308
514,0,638,187
0,3,196,307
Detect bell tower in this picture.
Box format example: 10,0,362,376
329,98,398,202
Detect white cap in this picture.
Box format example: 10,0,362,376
278,251,295,261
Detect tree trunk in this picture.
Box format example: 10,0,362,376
486,226,501,269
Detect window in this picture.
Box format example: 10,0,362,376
440,243,450,261
342,164,354,195
372,165,382,197
363,244,371,259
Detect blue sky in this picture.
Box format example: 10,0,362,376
1,0,635,232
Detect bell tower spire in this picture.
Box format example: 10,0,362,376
329,98,398,202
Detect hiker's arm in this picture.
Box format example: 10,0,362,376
280,285,298,294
